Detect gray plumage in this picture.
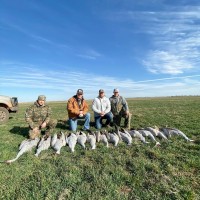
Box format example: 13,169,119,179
119,128,132,145
99,130,109,148
66,133,78,152
146,127,168,140
107,131,120,146
161,128,194,142
87,132,96,150
35,136,51,157
138,129,160,146
6,137,40,163
128,129,149,144
77,131,87,149
114,125,122,141
160,128,172,138
51,132,66,154
95,131,101,143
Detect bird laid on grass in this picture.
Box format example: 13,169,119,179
66,132,78,152
128,129,149,144
87,132,96,150
145,126,168,140
51,132,66,154
138,129,160,147
97,130,109,148
160,127,194,142
77,131,87,149
35,135,51,157
106,129,120,147
5,137,40,164
118,128,132,146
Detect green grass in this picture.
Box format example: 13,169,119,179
0,96,199,200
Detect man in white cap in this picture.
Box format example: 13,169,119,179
67,89,90,131
25,95,57,139
92,89,113,129
109,89,131,129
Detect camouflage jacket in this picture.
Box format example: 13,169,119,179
25,101,52,129
109,95,129,115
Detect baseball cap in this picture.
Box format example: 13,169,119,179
113,88,119,93
38,95,46,101
77,89,83,95
99,89,104,93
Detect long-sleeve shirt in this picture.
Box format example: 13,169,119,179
92,96,111,117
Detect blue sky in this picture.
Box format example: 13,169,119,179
0,0,200,102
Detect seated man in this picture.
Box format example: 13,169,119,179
92,89,113,129
25,95,57,139
109,88,131,129
67,89,90,131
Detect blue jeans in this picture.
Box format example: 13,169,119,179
69,112,90,131
95,111,113,129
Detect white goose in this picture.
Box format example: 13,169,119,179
138,129,160,146
119,128,132,146
87,132,96,150
99,130,109,148
77,131,87,149
161,127,194,142
6,137,40,163
51,132,66,154
146,126,168,140
106,130,120,147
35,135,51,157
128,129,149,144
66,132,78,152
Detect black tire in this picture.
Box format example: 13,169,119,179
0,107,9,124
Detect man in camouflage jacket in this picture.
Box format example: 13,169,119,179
109,89,131,129
25,95,57,139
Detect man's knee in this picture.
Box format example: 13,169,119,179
29,129,41,139
85,112,90,119
48,119,57,128
106,112,113,121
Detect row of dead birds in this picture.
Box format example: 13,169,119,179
4,126,194,164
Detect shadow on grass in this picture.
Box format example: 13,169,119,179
9,120,70,136
9,126,29,137
56,120,69,130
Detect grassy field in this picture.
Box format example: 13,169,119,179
0,96,199,200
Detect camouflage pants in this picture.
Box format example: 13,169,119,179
29,119,57,139
113,113,132,129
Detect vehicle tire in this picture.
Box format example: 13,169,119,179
0,107,9,124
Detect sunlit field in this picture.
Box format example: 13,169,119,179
0,96,199,200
